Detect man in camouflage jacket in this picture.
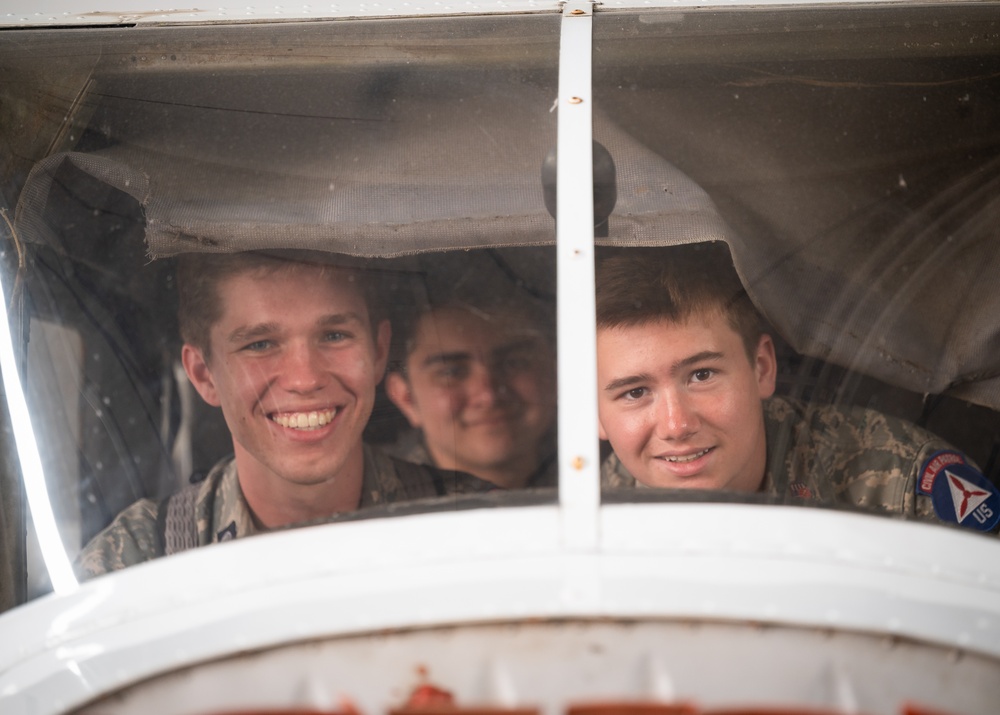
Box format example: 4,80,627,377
78,444,488,577
78,252,490,577
384,295,557,491
595,244,999,534
388,427,558,491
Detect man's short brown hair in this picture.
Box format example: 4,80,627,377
595,242,763,359
176,250,384,361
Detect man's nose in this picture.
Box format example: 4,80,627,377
466,363,504,406
280,343,325,392
653,391,697,440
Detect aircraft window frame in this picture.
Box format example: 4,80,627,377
554,0,601,550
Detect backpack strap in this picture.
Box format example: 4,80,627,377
157,483,201,556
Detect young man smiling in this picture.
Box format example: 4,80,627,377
596,243,1000,534
78,251,489,577
385,297,557,491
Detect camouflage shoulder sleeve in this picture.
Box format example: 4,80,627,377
761,397,828,500
437,468,496,495
380,429,432,466
772,397,966,518
364,443,496,502
601,452,638,489
361,444,434,502
75,498,163,579
400,459,496,497
827,407,954,517
360,444,411,505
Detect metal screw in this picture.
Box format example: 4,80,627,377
570,8,585,14
569,96,584,104
571,456,585,470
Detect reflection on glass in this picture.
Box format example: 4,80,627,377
0,269,78,594
65,248,559,580
594,243,1000,534
0,16,561,597
382,251,557,491
78,251,546,578
591,7,1000,534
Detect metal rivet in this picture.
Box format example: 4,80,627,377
570,7,585,13
569,96,584,104
572,456,585,470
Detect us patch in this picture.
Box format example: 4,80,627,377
928,462,1000,532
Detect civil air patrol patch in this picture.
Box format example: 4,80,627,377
928,461,1000,532
917,450,967,496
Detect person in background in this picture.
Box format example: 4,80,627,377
385,292,557,491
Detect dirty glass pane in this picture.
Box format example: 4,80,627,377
591,6,1000,534
0,14,560,604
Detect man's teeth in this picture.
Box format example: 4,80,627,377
272,410,336,430
664,448,710,463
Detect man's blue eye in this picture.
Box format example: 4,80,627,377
244,340,271,352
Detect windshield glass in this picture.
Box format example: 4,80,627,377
2,3,1000,612
0,16,561,604
592,6,1000,530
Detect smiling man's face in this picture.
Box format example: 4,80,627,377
386,306,555,488
182,264,389,498
596,309,776,492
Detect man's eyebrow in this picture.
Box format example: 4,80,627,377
674,350,725,372
227,312,364,345
601,351,725,392
422,351,471,368
317,312,366,328
603,373,653,393
227,322,280,345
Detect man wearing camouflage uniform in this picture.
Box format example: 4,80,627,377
384,296,557,491
387,426,557,491
596,243,1000,534
78,252,489,578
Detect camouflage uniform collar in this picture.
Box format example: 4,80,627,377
402,432,433,466
390,428,557,489
600,451,639,489
361,443,414,507
761,396,803,499
212,445,411,536
761,396,831,503
205,456,259,544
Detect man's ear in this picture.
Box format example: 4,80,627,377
754,334,778,400
385,371,423,429
181,344,222,407
373,319,392,382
